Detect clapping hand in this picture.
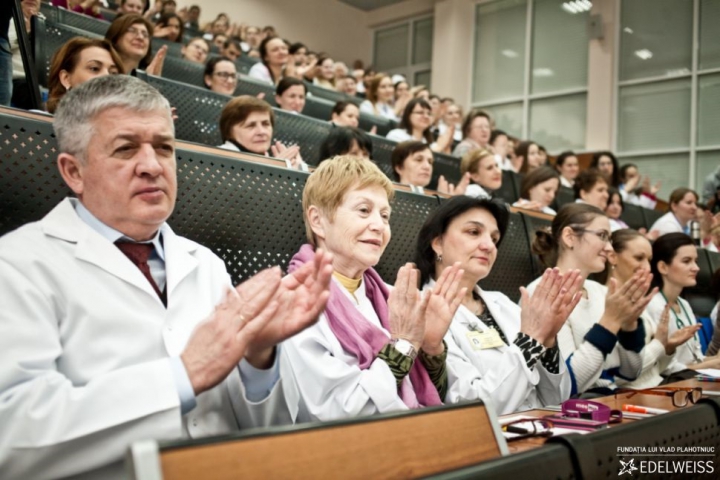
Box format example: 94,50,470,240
654,304,700,355
437,173,470,196
388,264,430,351
602,270,656,333
421,263,466,355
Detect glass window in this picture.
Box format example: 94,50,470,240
529,93,587,151
699,0,720,71
473,0,527,103
619,0,693,81
414,70,431,90
697,74,720,147
618,79,691,152
531,0,589,94
484,102,523,139
696,151,720,201
374,24,409,72
619,153,689,200
412,18,433,65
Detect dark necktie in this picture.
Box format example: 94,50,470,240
115,241,167,306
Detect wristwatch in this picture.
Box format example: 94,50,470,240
391,338,418,361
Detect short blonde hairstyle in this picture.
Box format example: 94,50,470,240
460,148,494,176
302,155,395,246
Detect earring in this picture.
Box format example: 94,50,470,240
436,254,443,263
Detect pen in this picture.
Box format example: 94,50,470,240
503,425,529,434
695,375,720,383
622,404,668,415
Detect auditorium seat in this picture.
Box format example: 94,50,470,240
39,3,109,36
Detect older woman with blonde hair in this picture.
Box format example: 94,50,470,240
46,37,123,113
282,156,466,422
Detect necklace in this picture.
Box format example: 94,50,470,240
660,291,701,360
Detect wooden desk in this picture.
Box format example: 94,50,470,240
501,378,720,454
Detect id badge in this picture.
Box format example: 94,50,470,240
466,329,504,350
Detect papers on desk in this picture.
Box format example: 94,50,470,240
695,369,720,378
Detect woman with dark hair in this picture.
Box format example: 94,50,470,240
318,127,372,163
513,166,560,215
219,96,305,169
414,196,582,413
153,12,184,43
619,163,659,209
489,129,513,171
574,168,610,210
248,36,289,85
275,77,306,114
603,230,699,387
591,151,621,188
646,233,720,371
528,203,653,395
452,110,491,158
313,55,335,90
46,37,123,114
330,101,360,128
605,188,629,232
516,140,542,174
105,14,165,76
393,80,411,117
649,188,699,237
391,141,433,189
203,56,237,96
386,98,454,153
459,148,501,199
359,74,397,121
555,151,579,188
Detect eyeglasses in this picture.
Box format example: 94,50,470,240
214,72,238,82
411,109,432,117
577,228,611,243
126,26,149,39
501,418,553,442
615,387,702,408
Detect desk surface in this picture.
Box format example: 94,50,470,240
501,378,720,454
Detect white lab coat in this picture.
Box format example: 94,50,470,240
436,285,571,414
0,198,292,480
649,212,686,237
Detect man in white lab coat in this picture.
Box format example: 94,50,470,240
0,75,332,480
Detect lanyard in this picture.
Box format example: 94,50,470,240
660,292,701,351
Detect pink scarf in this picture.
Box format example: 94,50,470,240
289,244,442,409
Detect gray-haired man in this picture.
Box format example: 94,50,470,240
0,75,332,479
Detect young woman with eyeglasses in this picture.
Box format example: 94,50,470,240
105,14,166,76
527,203,655,396
203,56,237,96
386,98,454,153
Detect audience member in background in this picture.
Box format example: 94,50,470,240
706,267,720,355
603,230,699,388
282,156,466,422
513,166,560,215
646,233,720,374
359,74,397,121
220,38,242,61
387,98,454,153
180,37,209,64
249,36,289,85
452,110,491,158
335,75,358,97
428,94,442,131
574,169,610,210
274,77,307,114
52,0,102,19
212,34,228,51
219,96,305,169
330,101,360,129
178,4,201,30
117,0,146,16
153,13,183,43
438,103,462,142
591,151,621,188
333,61,349,83
649,188,699,237
413,86,430,100
416,196,582,414
106,14,166,76
555,151,579,188
393,80,412,118
289,42,308,67
490,129,513,171
0,74,330,479
537,145,548,166
391,141,433,191
242,26,262,52
517,141,542,175
618,163,659,209
529,203,651,395
703,165,720,205
460,148,501,200
708,186,720,215
313,55,336,90
507,136,520,171
46,38,123,114
203,56,237,96
605,188,629,232
318,127,372,163
144,0,176,22
203,15,228,42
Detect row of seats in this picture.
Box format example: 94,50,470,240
2,107,718,311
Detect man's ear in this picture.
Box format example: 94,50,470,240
57,153,85,196
307,205,326,243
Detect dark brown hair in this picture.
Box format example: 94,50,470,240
219,96,274,143
520,166,560,200
574,168,608,200
105,14,154,69
391,140,432,182
461,109,492,140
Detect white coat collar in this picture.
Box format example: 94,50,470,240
41,198,199,301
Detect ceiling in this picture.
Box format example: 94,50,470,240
338,0,409,11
